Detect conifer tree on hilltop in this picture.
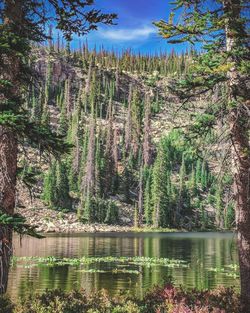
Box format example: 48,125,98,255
0,0,116,294
154,1,250,309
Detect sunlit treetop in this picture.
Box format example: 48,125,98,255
154,0,249,99
0,0,117,41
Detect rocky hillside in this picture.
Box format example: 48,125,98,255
17,47,234,231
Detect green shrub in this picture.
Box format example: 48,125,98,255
104,201,119,225
2,284,240,313
0,296,14,313
13,290,140,313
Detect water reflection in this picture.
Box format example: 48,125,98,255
8,232,239,299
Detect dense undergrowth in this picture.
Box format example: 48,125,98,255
0,284,239,313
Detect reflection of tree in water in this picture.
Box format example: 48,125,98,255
7,233,238,299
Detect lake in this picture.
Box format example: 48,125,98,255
7,232,239,299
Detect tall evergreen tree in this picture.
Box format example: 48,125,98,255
155,1,250,308
80,115,96,221
176,154,187,224
125,84,133,153
112,125,120,193
55,161,72,211
42,161,56,207
0,0,116,293
138,93,152,226
41,61,52,126
58,99,68,137
130,88,143,158
215,184,223,228
104,98,115,196
143,93,152,166
152,139,170,228
144,167,153,225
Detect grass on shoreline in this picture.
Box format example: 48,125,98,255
131,226,180,233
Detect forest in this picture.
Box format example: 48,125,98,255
27,44,233,231
0,0,249,312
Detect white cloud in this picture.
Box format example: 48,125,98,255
99,26,156,42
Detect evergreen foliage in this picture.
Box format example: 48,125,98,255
36,49,233,230
1,19,235,230
43,160,71,211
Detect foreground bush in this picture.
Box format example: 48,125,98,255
1,284,240,313
0,295,13,313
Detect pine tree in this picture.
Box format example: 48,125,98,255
41,61,52,126
103,98,115,196
95,130,104,198
115,61,120,99
155,2,249,307
48,24,54,51
152,139,170,228
65,78,72,117
137,92,152,227
78,128,89,192
68,111,81,191
189,164,196,195
131,88,143,158
138,161,144,226
121,150,134,204
201,160,208,191
176,154,187,221
66,40,71,58
125,84,132,153
215,184,223,229
143,93,152,166
80,113,96,221
144,167,153,225
83,190,93,223
104,201,119,225
31,86,42,123
195,159,202,188
42,161,56,208
85,57,93,96
58,99,68,137
55,161,72,211
134,205,139,228
68,155,79,194
112,125,120,194
0,3,81,290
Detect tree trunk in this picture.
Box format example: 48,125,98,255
223,0,250,310
0,0,21,293
230,106,250,311
0,129,17,293
0,226,13,294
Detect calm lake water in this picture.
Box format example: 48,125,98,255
7,232,239,299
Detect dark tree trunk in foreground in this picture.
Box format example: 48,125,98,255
0,0,21,293
231,105,250,311
0,129,17,293
229,75,250,311
224,0,250,310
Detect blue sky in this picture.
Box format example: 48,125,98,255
71,0,189,55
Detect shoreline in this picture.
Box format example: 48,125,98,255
38,225,181,234
17,207,232,235
17,206,180,234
